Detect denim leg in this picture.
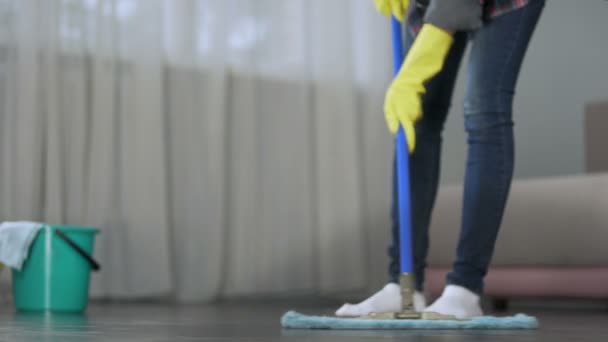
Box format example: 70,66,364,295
388,29,468,290
446,0,545,294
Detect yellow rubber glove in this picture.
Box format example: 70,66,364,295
373,0,410,22
384,24,454,152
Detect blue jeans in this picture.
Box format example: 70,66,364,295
388,0,545,294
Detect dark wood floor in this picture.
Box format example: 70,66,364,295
0,299,606,341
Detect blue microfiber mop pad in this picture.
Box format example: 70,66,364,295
281,311,538,330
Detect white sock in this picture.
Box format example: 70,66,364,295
335,283,426,317
424,285,483,319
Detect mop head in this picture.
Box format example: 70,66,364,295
281,311,538,330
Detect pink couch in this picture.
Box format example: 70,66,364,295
425,173,608,303
427,267,608,299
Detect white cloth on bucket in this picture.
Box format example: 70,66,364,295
0,221,43,271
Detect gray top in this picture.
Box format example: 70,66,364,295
424,0,483,31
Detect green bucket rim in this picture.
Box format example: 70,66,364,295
43,225,100,234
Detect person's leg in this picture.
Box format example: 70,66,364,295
335,11,467,318
389,29,467,291
427,0,545,319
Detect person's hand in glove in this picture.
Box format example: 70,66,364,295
372,0,410,22
384,24,453,152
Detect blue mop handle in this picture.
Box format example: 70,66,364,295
391,17,414,274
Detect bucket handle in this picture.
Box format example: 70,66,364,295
54,229,101,272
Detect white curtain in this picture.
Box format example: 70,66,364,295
0,0,396,302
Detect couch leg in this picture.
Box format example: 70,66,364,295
492,298,509,312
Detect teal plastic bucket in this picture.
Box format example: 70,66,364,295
12,225,100,312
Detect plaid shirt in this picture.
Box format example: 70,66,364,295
489,0,530,16
408,0,531,33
